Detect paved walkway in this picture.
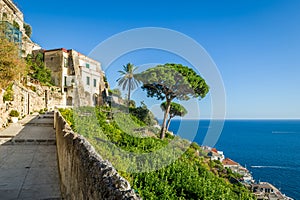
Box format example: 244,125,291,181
0,112,61,200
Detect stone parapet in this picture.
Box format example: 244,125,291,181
54,111,141,200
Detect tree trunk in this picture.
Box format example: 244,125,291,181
128,78,131,107
166,116,172,132
160,99,171,139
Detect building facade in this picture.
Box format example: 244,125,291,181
0,0,40,56
43,48,107,107
252,182,293,200
207,148,225,162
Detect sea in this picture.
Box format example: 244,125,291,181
167,119,300,200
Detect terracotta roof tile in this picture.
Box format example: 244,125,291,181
222,158,239,166
211,148,218,153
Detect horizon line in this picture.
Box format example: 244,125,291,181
156,118,300,120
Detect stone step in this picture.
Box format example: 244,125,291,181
39,114,54,119
0,138,13,145
22,123,54,127
41,115,54,119
0,135,13,138
2,139,56,145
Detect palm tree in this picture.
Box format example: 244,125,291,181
117,63,140,105
161,102,187,132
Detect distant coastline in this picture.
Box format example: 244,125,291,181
167,119,300,200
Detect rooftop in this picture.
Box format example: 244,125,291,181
222,158,239,166
3,0,22,15
44,48,100,64
211,148,218,153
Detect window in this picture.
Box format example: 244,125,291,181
64,57,68,68
2,13,7,20
93,79,97,87
86,76,90,85
86,63,90,68
64,76,67,86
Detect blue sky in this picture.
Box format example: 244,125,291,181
15,0,300,119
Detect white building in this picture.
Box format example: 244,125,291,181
43,48,106,107
78,52,103,105
252,182,293,200
206,147,225,162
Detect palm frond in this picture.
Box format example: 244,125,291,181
116,63,141,101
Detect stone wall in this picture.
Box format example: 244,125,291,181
0,89,9,127
54,111,140,200
0,81,63,128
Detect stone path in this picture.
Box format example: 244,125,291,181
0,112,61,200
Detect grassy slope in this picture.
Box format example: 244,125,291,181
59,107,255,200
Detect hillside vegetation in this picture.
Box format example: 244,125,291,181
0,35,26,89
0,25,52,90
60,106,255,200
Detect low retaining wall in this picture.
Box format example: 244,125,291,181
0,82,62,129
54,111,140,200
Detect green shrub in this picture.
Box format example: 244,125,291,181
23,23,32,37
26,53,52,85
129,104,156,126
9,110,19,117
3,84,14,102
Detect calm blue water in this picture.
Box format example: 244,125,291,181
167,120,300,200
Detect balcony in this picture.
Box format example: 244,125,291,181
0,21,22,46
